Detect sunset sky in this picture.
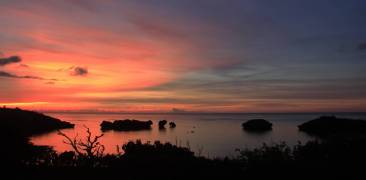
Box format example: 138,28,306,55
1,0,366,113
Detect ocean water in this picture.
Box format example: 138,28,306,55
30,113,366,158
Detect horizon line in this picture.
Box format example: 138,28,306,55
3,107,365,115
39,110,366,115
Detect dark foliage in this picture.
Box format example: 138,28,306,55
8,136,365,179
58,127,104,160
242,119,272,131
122,140,193,160
0,107,74,136
100,119,153,131
4,130,366,179
298,116,366,137
236,138,366,178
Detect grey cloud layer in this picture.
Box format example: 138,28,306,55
0,71,58,81
358,43,366,51
0,54,59,81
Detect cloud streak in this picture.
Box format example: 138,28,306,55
70,66,88,76
0,54,60,81
0,56,21,66
358,42,366,51
0,71,59,81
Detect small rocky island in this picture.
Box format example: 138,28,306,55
169,122,176,128
100,119,153,131
158,120,167,129
242,119,273,131
0,107,74,136
298,116,366,136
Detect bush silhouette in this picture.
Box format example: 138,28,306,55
58,126,104,160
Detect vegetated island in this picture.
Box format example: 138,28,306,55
169,121,176,128
158,120,167,129
242,119,272,132
158,120,177,129
298,116,366,136
100,119,153,131
0,107,74,136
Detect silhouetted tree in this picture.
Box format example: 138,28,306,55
58,126,104,159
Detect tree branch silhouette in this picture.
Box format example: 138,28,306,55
57,126,104,159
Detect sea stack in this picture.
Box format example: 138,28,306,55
169,122,176,128
158,120,167,129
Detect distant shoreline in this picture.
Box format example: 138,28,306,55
41,111,366,115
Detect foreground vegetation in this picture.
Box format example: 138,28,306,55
3,127,366,179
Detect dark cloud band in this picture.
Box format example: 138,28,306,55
0,71,59,81
70,66,88,76
0,56,21,66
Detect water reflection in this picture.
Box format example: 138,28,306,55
158,128,167,133
242,129,272,137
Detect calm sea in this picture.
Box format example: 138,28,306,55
30,113,366,158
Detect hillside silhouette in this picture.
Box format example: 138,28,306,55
298,116,366,137
0,107,74,136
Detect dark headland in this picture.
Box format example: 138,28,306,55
0,107,74,136
298,116,366,137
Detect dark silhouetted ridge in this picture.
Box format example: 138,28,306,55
0,107,74,136
298,116,366,136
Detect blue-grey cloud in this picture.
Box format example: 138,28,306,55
0,54,59,81
358,42,366,51
0,56,21,66
70,66,88,76
0,71,59,81
148,63,366,101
